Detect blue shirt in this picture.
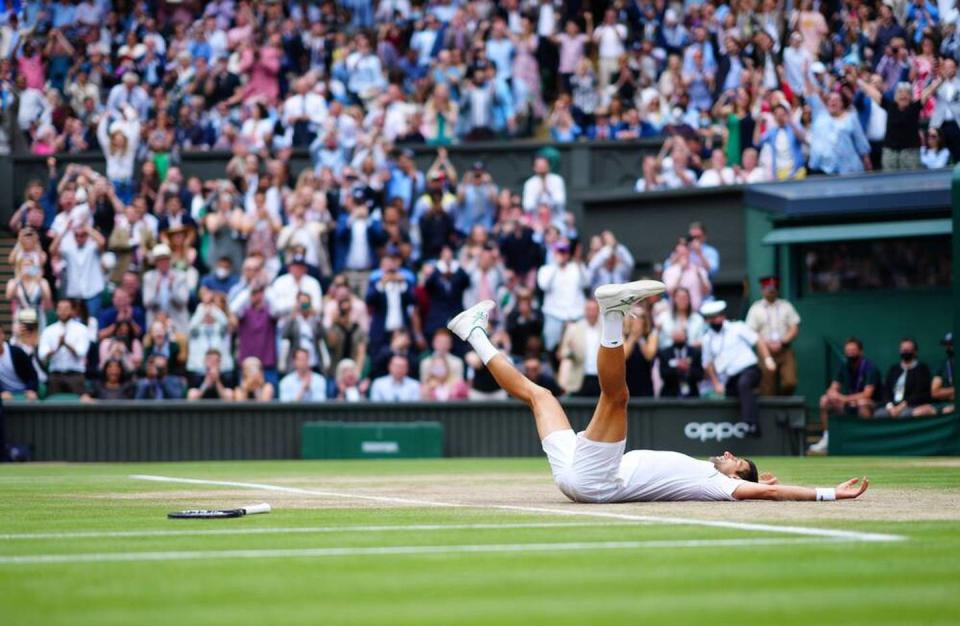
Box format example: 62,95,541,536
808,95,870,175
279,372,328,402
369,375,421,402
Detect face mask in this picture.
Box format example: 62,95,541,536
900,351,915,362
674,340,686,349
300,302,311,312
24,266,41,278
215,267,230,279
709,321,723,332
846,355,860,367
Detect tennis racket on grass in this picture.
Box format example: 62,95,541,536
167,503,272,519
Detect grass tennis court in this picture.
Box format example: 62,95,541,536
2,457,959,626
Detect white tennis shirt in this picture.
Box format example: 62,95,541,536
616,450,741,502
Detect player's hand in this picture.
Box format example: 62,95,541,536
835,476,869,500
759,472,779,485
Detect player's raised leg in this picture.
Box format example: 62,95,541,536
448,300,571,440
588,280,667,442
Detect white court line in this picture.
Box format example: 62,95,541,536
0,537,842,565
130,474,905,543
0,521,639,541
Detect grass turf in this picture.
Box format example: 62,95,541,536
1,457,959,626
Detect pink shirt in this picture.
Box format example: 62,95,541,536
18,55,45,90
242,47,282,104
556,33,587,74
662,264,711,312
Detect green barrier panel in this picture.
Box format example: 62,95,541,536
829,413,960,456
302,421,444,459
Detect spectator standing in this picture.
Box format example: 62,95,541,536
369,355,421,401
858,79,930,171
50,225,106,320
96,106,140,203
143,244,191,334
456,161,497,234
0,325,39,401
592,9,626,92
927,57,960,161
267,254,323,321
6,255,53,334
659,328,704,398
745,277,801,397
875,338,936,418
38,299,90,395
422,252,471,340
805,85,872,175
134,354,185,400
809,337,880,454
231,281,279,386
366,255,415,355
700,301,776,435
623,305,658,398
587,232,634,292
279,292,329,376
505,288,544,358
278,348,327,402
462,243,503,311
522,156,566,219
537,240,588,352
325,292,369,378
662,241,712,313
931,333,955,414
756,104,807,181
187,289,234,386
557,299,602,397
98,320,143,375
655,287,705,350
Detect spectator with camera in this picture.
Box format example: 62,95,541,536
134,355,186,400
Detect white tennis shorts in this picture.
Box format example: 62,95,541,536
541,429,626,503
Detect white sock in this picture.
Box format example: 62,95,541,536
468,328,499,365
601,310,625,348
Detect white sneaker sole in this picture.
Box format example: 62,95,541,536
447,300,496,341
594,280,667,312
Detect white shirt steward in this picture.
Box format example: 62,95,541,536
701,320,762,427
542,429,740,503
701,320,758,381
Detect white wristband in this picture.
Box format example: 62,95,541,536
816,488,836,502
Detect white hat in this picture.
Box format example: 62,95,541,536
151,243,172,260
810,61,827,75
700,300,727,317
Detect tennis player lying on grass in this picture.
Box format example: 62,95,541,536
448,280,869,503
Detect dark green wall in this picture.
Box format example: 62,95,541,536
787,290,952,407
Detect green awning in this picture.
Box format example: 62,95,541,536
762,219,952,245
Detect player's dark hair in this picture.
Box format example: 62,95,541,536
844,336,863,350
737,458,759,483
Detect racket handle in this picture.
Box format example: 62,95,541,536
242,503,272,516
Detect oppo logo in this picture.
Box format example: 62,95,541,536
684,422,750,442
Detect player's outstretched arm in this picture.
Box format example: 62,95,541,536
732,477,869,501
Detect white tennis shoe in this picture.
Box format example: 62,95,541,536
447,299,496,341
594,280,666,314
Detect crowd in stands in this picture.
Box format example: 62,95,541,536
1,0,960,186
0,0,956,418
